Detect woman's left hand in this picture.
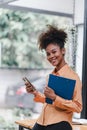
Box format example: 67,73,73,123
44,86,56,101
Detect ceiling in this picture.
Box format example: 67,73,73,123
0,0,84,25
0,0,73,18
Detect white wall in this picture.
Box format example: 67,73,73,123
73,1,84,118
74,0,84,80
74,0,84,25
76,25,84,80
0,44,1,66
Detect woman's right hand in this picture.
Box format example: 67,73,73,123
25,82,38,96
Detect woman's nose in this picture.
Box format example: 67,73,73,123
49,53,54,58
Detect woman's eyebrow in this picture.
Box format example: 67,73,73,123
46,48,58,53
51,48,57,51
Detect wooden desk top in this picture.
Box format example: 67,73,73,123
73,125,87,130
15,119,36,129
15,119,87,130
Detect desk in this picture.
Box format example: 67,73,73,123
15,119,36,130
15,119,87,130
73,125,87,130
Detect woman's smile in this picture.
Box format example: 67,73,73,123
50,57,58,65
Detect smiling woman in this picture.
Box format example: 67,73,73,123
25,25,82,130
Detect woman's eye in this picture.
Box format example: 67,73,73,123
46,53,50,56
52,51,56,54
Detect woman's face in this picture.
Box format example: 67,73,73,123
46,43,65,67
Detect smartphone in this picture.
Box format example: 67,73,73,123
23,77,36,91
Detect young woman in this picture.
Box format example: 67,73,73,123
25,25,82,130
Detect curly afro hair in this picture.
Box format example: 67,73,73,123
38,25,67,50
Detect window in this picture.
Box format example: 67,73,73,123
0,8,75,69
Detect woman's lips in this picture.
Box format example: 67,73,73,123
51,58,57,64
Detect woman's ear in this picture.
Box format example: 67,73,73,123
62,48,66,56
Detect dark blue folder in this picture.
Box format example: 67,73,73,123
46,74,76,104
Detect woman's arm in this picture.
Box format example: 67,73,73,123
53,77,82,113
25,80,45,103
33,91,45,103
